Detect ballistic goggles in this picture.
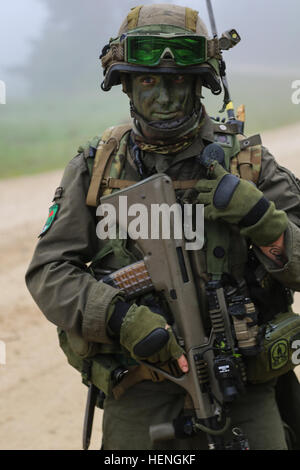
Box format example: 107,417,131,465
125,34,208,67
100,28,240,92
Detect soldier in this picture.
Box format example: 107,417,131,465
26,4,300,450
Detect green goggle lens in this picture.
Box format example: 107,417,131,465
126,35,207,67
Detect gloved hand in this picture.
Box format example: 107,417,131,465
195,161,288,246
106,300,184,364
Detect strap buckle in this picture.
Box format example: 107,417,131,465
101,177,111,188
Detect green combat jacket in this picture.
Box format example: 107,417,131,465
25,114,300,350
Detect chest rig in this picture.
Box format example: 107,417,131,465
82,120,263,278
84,120,263,328
80,122,266,395
57,120,298,408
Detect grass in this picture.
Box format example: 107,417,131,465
1,74,299,179
203,73,300,135
0,90,130,178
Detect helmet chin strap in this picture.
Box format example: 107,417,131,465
130,98,203,143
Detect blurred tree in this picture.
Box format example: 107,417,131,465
20,0,154,96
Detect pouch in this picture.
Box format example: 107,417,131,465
246,311,300,384
57,328,123,395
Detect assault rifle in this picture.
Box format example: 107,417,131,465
97,173,250,450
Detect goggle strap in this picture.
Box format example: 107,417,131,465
207,38,221,59
101,43,124,69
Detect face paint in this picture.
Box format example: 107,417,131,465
131,73,195,123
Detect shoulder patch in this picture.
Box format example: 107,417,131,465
39,203,59,238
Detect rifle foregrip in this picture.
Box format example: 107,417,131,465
149,422,176,443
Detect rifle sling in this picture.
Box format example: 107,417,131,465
112,362,182,400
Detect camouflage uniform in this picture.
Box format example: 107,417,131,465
26,4,300,450
26,113,300,450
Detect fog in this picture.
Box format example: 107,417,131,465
0,0,299,97
1,0,299,180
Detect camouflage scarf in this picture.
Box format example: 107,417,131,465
132,110,206,155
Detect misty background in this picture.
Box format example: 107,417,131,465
0,0,299,177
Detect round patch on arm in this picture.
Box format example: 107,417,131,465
269,339,289,371
39,203,59,237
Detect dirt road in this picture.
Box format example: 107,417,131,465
1,123,300,450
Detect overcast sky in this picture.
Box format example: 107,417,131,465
0,0,48,70
0,0,299,91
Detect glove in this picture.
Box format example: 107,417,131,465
107,300,184,363
195,161,288,246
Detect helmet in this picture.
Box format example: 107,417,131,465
100,4,223,95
